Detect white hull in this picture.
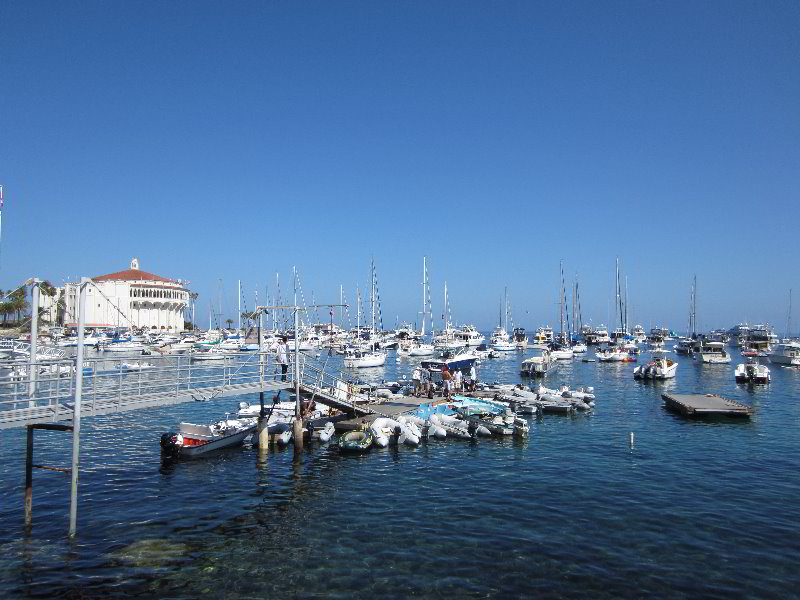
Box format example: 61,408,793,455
550,349,574,360
345,352,386,368
408,344,435,357
696,353,731,364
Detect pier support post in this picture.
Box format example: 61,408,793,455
293,306,303,452
69,278,88,538
257,391,270,455
28,279,40,404
24,426,33,528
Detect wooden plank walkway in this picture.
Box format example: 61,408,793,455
661,393,752,418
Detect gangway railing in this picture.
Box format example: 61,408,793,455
0,350,291,429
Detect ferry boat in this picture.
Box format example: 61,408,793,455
767,342,800,366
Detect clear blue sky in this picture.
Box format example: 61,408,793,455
1,1,798,333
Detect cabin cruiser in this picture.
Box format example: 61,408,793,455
674,337,694,355
421,347,479,373
407,341,435,356
634,357,678,380
454,325,485,347
610,328,629,345
520,348,557,377
549,343,574,360
589,325,610,345
344,348,386,368
490,327,516,352
595,347,631,362
695,341,731,364
767,342,800,366
735,358,770,384
631,325,647,343
532,326,554,348
512,327,528,349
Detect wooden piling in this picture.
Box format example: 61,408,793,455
24,426,33,527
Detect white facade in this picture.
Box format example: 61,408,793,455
64,258,191,332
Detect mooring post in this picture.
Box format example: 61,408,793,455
24,425,33,528
28,278,40,404
69,278,88,538
293,306,303,452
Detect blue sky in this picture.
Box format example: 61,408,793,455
1,1,798,333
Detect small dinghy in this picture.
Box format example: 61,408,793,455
339,429,374,453
315,421,336,443
160,418,256,458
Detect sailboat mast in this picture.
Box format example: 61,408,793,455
788,288,792,338
421,257,427,336
504,286,508,332
238,279,241,334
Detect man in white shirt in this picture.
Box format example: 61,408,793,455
277,337,289,381
412,367,422,397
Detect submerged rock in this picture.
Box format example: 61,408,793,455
113,538,189,568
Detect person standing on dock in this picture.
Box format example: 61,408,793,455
412,366,422,397
277,336,289,381
468,364,477,392
441,365,452,399
453,368,463,393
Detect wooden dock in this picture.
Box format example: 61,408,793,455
661,393,752,418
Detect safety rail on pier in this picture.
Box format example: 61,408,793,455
0,351,291,430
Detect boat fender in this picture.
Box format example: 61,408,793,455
277,428,292,445
476,425,491,437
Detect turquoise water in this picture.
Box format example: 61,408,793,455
1,346,799,598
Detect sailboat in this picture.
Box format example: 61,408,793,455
550,261,574,360
491,288,516,351
344,260,387,368
408,257,435,357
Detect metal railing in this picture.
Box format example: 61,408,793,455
0,350,290,427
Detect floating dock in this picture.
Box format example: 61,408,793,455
661,393,752,418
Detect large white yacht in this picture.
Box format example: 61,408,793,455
695,340,731,364
454,325,485,347
490,327,516,352
767,341,800,366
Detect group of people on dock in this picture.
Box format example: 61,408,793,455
412,364,477,399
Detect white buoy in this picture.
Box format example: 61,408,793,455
629,431,635,449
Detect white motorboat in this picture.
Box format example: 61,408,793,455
160,418,256,458
512,328,528,349
455,325,485,347
102,341,146,353
407,343,435,357
520,348,557,377
571,342,587,354
633,357,677,380
674,338,694,355
549,345,574,360
632,325,647,343
532,327,553,349
344,349,386,368
767,342,800,366
695,341,731,364
735,359,770,384
595,348,629,362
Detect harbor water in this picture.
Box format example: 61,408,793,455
1,345,799,598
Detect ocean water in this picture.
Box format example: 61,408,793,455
1,345,799,598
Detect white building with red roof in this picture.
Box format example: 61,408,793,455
63,258,191,332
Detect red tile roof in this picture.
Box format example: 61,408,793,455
93,268,175,283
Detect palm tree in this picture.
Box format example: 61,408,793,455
225,318,233,330
10,288,28,324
